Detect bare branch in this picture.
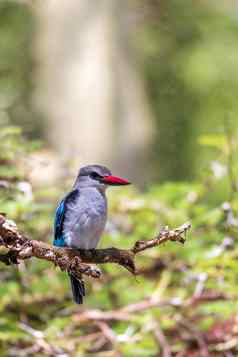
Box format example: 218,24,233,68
153,323,172,357
0,214,191,279
72,290,227,324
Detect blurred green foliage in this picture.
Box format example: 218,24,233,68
1,0,238,181
0,126,238,355
1,0,238,355
0,1,43,138
135,0,238,180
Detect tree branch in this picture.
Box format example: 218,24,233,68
0,214,191,279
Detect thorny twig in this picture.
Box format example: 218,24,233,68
0,214,191,280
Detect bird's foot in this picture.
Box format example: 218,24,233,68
78,263,101,279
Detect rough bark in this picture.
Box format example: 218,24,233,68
0,214,191,280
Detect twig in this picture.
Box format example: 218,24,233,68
73,291,226,324
153,323,172,357
0,214,191,279
132,223,189,254
18,322,67,356
73,297,181,323
176,317,210,357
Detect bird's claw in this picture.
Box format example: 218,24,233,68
83,265,101,278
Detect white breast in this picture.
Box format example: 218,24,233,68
63,188,107,249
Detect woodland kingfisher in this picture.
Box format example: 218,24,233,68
53,164,131,304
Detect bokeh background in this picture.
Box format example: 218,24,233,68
1,0,238,356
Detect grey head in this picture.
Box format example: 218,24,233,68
74,164,130,191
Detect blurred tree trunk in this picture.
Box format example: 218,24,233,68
34,0,154,184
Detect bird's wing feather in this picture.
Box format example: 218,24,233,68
53,189,78,247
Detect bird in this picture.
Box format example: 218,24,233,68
53,164,131,304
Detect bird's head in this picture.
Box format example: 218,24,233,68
75,165,131,191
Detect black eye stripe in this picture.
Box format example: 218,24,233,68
90,172,102,179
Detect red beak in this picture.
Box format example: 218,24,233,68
102,175,131,186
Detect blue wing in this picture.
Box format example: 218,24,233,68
53,190,78,247
53,198,67,247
